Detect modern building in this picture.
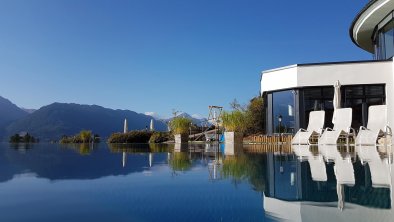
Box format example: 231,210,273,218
261,0,394,136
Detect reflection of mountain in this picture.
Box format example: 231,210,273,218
5,102,167,141
0,143,168,183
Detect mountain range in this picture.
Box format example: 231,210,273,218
161,112,209,127
0,97,29,138
0,96,167,141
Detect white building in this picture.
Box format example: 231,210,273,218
261,0,394,136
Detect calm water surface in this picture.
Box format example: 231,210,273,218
0,143,393,222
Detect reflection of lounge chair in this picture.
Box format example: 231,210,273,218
357,145,391,188
292,144,311,161
355,105,392,146
308,155,327,182
292,144,327,182
292,111,325,145
318,108,354,145
319,144,355,186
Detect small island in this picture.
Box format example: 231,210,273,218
9,132,39,143
60,130,100,144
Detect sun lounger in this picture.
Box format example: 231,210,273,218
318,108,354,145
292,111,325,145
355,105,392,146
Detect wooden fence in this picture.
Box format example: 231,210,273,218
246,134,293,144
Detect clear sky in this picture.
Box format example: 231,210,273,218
0,0,371,118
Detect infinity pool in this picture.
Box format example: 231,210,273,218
0,143,392,222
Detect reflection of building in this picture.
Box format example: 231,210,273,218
261,1,394,135
264,152,392,220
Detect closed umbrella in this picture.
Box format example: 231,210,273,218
333,80,341,124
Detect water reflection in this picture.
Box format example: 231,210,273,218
291,144,393,210
0,142,393,221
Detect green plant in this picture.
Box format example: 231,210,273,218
245,96,265,135
221,110,247,132
79,130,92,143
59,130,99,144
107,131,153,143
149,132,171,143
169,117,192,134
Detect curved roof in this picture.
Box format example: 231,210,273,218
350,0,394,53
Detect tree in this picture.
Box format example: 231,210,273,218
79,130,92,143
229,98,246,112
9,134,21,143
245,96,266,135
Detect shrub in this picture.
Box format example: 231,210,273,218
169,117,192,134
107,131,153,143
221,110,247,133
149,132,171,143
59,130,99,144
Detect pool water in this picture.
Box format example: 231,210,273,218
0,143,392,222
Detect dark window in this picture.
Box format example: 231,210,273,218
266,85,385,136
303,87,334,129
342,85,385,129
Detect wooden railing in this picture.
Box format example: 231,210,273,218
245,134,293,144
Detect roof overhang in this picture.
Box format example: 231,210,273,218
351,0,394,53
260,60,393,94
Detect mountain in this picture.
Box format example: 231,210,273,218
0,96,29,137
5,103,167,141
161,112,209,127
20,108,36,114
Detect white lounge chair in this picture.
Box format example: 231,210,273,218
355,105,392,146
292,111,325,145
318,108,354,145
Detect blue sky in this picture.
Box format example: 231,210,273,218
0,0,371,118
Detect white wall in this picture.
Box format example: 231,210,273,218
260,65,298,93
261,61,392,94
297,61,392,87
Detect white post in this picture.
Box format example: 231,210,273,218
124,118,128,133
150,119,155,131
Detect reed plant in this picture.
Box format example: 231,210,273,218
221,110,247,133
169,117,192,134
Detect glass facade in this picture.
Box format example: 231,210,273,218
265,84,385,135
272,90,295,134
374,13,394,60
